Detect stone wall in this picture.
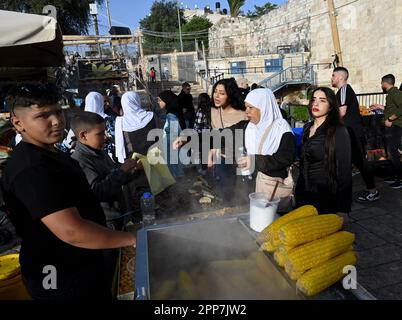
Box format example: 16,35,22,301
208,0,402,93
310,0,402,92
208,0,313,59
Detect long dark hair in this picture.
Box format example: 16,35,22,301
309,87,342,191
158,90,186,129
211,78,245,111
197,93,212,125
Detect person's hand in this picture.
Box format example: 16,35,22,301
173,137,187,150
369,103,384,111
208,149,217,168
237,156,250,170
385,119,393,128
121,158,141,172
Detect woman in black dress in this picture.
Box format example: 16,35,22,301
295,87,352,219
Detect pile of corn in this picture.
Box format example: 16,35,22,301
257,205,357,296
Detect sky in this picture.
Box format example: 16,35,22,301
95,0,287,34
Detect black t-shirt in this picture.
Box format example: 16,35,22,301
336,84,363,137
1,142,107,280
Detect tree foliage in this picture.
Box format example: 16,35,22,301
227,0,245,17
139,0,186,54
181,16,212,48
246,2,278,18
0,0,103,35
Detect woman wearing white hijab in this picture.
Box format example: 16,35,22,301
85,92,108,118
239,88,295,182
175,88,296,208
85,91,115,156
115,91,155,163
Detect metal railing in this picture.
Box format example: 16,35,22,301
356,92,386,107
259,65,315,92
199,70,225,86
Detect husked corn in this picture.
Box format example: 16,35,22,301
274,250,286,267
259,240,277,253
297,251,357,296
278,244,295,255
285,231,355,275
279,214,343,247
256,205,318,246
178,271,198,300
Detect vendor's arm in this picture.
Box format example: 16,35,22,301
41,208,135,249
254,132,296,177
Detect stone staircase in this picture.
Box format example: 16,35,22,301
258,65,315,93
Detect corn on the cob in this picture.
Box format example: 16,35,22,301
279,214,343,247
296,251,357,296
259,240,277,253
278,244,296,255
154,280,176,300
285,231,355,276
256,205,318,245
178,270,199,300
274,250,287,267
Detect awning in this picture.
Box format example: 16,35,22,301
0,10,64,67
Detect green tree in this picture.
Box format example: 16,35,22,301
0,0,103,35
227,0,246,17
140,0,187,54
181,16,212,49
246,2,278,18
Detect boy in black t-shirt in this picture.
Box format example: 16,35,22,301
1,84,136,300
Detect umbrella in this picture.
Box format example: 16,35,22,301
0,9,64,67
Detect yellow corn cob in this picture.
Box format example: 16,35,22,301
285,231,355,276
279,214,343,247
259,240,277,253
178,270,199,300
278,244,296,255
256,205,318,246
153,280,176,300
274,250,286,267
296,251,357,296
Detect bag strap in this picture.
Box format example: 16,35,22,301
258,120,276,154
219,107,224,128
123,131,134,155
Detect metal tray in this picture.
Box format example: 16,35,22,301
135,214,375,300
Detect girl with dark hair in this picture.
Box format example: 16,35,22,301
295,87,352,219
208,79,247,201
210,78,247,129
158,90,185,178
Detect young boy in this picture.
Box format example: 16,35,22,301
1,84,135,300
70,111,141,224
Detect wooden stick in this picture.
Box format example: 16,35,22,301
270,181,280,202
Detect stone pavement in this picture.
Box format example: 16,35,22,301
346,174,402,300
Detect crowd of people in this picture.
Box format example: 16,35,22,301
0,68,401,300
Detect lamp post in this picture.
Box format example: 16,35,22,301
177,1,184,52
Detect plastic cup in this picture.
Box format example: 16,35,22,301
249,192,280,232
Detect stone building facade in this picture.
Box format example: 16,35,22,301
208,0,402,93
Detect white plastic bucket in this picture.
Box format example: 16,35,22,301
249,192,280,232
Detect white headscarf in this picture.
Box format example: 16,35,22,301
85,92,107,118
115,91,154,163
244,88,292,155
